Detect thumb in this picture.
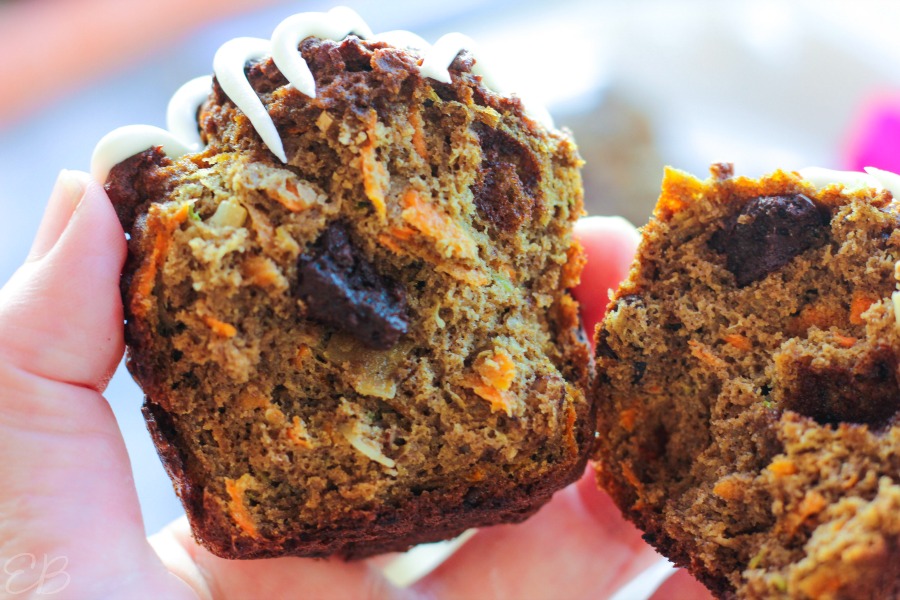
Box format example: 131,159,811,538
0,171,194,598
0,169,126,390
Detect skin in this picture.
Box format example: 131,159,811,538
0,171,712,600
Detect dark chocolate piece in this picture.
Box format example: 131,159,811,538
709,194,828,287
296,221,408,349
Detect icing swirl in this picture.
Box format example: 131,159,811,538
91,6,547,183
213,37,285,161
271,7,374,99
420,32,505,93
799,166,900,198
166,75,212,149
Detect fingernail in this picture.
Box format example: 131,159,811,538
27,169,89,261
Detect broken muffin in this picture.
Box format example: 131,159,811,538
595,164,900,598
99,20,591,558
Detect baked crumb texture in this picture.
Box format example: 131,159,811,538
595,163,900,599
106,37,590,559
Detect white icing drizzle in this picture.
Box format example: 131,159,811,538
865,166,900,197
370,30,429,51
92,7,554,181
420,32,506,94
91,76,211,182
166,75,212,149
271,7,374,98
90,125,193,183
799,166,900,198
214,37,287,162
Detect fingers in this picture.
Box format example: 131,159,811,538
153,517,416,600
0,170,126,391
572,216,640,343
412,469,663,599
0,173,193,598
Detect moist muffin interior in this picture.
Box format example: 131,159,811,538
596,163,900,598
108,36,591,558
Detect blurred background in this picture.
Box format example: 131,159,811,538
2,0,900,538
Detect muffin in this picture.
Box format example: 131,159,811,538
594,163,900,598
93,9,592,559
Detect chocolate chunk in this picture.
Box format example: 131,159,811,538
781,346,900,428
709,194,828,287
472,123,542,233
296,222,408,349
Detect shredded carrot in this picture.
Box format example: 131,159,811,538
379,188,489,286
225,474,258,537
388,226,417,241
203,315,238,338
243,256,284,288
272,179,309,212
785,491,827,536
133,204,190,305
560,240,587,289
471,383,514,416
294,344,311,368
466,468,486,482
409,108,428,160
437,263,490,287
619,408,637,433
464,349,518,416
401,188,479,261
841,473,859,490
621,463,642,490
470,379,512,414
379,194,489,286
688,339,727,370
850,292,878,325
475,349,516,391
833,334,857,348
791,304,845,333
360,145,388,219
360,111,389,220
377,234,404,254
713,479,741,501
722,333,752,351
768,458,798,476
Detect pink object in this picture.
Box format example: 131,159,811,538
845,94,900,172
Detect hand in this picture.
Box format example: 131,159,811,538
0,173,711,599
